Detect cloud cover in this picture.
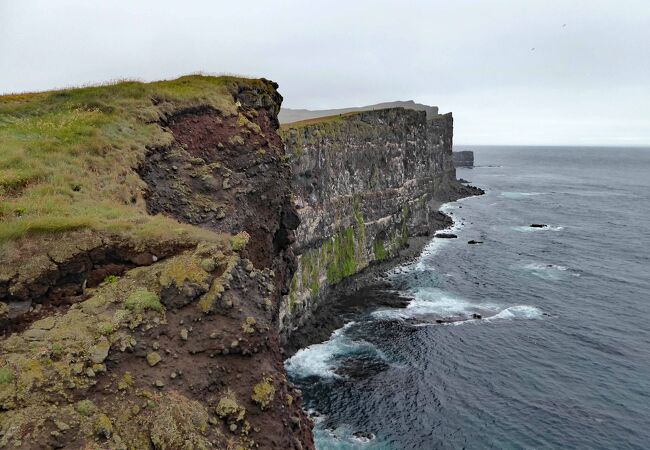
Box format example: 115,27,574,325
1,0,648,145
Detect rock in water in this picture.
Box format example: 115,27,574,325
530,224,547,228
435,233,458,239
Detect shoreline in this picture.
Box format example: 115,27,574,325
283,187,484,357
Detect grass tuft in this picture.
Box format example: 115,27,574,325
124,289,163,313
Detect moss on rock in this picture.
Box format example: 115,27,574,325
251,377,275,410
124,289,163,313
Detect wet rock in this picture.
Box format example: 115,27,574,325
435,233,457,239
352,431,375,442
530,224,547,228
467,240,483,244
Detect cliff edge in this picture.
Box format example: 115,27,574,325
0,76,312,449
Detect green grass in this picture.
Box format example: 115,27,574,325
0,75,273,247
124,289,163,313
0,367,13,384
279,111,356,130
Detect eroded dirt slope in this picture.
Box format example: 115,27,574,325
0,77,313,449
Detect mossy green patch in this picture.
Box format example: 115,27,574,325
76,399,96,416
103,274,118,284
251,377,275,410
215,392,246,423
373,239,387,260
230,231,250,252
124,289,163,313
0,367,13,384
241,317,256,334
159,252,210,289
94,413,113,438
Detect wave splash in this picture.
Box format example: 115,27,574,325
284,322,387,379
513,225,564,232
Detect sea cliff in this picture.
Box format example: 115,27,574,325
279,109,481,342
0,76,481,449
0,76,312,449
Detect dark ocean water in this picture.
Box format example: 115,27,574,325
285,146,650,450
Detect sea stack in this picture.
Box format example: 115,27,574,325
453,150,474,167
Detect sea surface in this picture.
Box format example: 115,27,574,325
285,146,650,449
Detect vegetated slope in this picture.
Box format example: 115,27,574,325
0,76,313,449
278,100,439,124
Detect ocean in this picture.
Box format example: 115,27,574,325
285,146,650,449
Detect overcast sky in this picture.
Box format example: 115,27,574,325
1,0,649,146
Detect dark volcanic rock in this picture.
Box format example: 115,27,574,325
279,108,483,341
468,240,484,244
530,224,547,228
435,233,458,239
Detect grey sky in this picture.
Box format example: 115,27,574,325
1,0,649,146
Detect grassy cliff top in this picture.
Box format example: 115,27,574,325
280,107,448,131
0,75,274,251
279,111,356,130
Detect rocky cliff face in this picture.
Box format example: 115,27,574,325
0,77,313,449
279,109,480,338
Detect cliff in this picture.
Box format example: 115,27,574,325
0,76,313,449
279,109,481,338
453,150,475,167
279,100,439,124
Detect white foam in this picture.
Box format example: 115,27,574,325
485,305,543,321
521,262,575,280
372,288,499,320
284,322,386,379
313,424,382,450
513,225,564,232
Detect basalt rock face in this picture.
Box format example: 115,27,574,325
0,77,313,450
279,108,482,339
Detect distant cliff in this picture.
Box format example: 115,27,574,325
279,100,439,124
279,108,481,337
453,150,474,167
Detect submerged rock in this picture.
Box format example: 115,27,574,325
530,224,547,228
435,233,458,239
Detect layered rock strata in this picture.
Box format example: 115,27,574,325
279,109,481,338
